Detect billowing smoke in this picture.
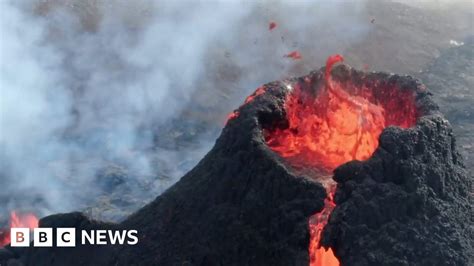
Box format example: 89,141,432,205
0,0,372,221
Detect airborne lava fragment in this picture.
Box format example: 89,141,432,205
284,50,302,60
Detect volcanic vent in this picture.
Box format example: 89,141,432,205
262,55,419,266
3,56,472,266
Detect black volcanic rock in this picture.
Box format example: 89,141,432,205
3,65,472,266
4,72,327,266
321,117,474,266
113,82,327,266
321,79,474,264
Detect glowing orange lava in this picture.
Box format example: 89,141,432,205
0,211,39,247
226,110,239,123
284,50,302,60
226,86,267,124
244,86,266,104
265,54,418,266
308,184,338,266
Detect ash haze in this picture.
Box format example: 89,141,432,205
0,0,472,222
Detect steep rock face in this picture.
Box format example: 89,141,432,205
3,78,327,266
114,83,326,266
322,116,473,265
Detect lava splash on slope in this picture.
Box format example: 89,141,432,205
264,55,419,265
0,211,38,247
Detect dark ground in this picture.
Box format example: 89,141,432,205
419,40,474,171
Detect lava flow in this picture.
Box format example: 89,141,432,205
265,54,418,265
226,86,267,123
0,211,39,247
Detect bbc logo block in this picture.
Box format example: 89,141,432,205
56,228,76,247
10,228,138,247
10,228,30,247
11,228,74,247
33,228,53,247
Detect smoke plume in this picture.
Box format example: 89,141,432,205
0,0,373,221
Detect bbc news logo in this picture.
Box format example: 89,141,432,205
10,228,138,247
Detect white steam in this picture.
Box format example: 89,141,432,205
0,0,371,221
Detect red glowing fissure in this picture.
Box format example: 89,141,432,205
0,211,39,247
265,54,417,266
226,86,267,123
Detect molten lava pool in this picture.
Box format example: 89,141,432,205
264,55,418,266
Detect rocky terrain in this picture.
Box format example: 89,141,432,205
322,99,473,266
